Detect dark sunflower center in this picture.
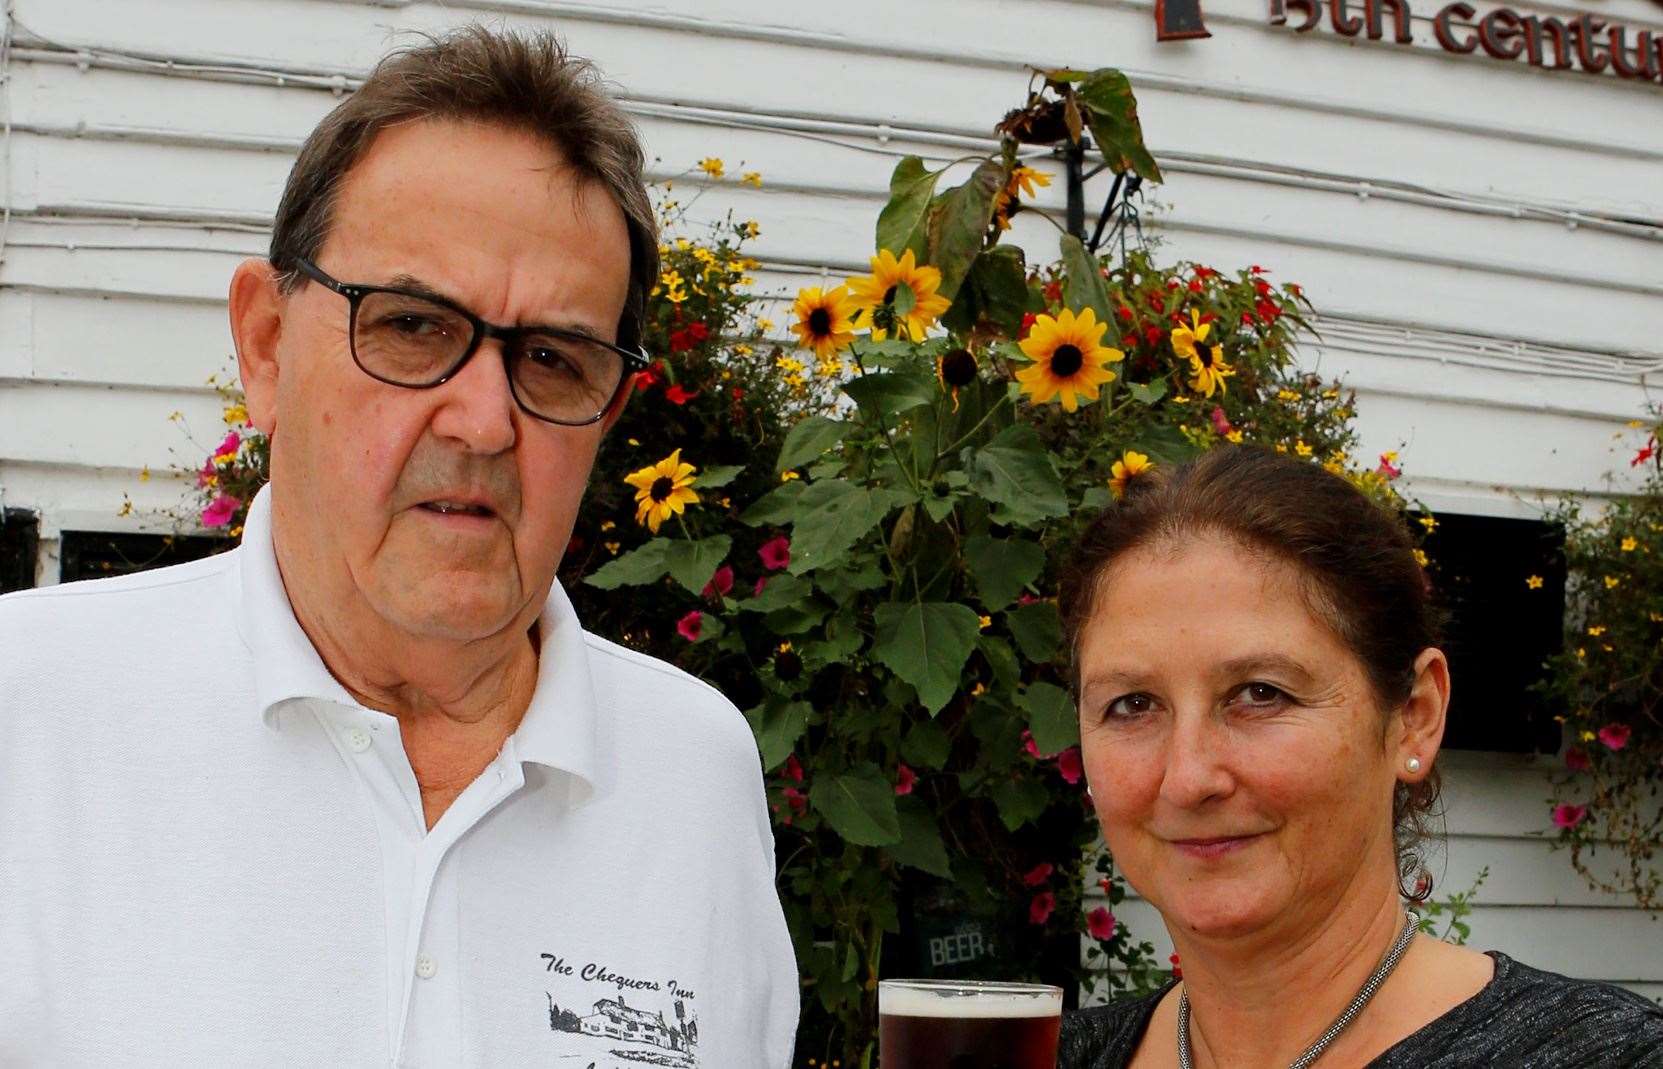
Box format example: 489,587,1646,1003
1196,341,1216,368
649,476,675,503
808,307,832,335
882,284,898,305
941,348,977,387
1051,344,1084,377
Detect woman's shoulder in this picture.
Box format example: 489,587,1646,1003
1058,983,1175,1069
1376,952,1663,1068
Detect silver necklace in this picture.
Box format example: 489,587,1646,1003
1177,911,1420,1069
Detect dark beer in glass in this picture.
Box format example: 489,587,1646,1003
878,980,1063,1069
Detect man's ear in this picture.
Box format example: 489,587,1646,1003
229,258,286,437
1395,647,1451,784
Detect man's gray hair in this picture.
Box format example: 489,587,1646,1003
269,26,659,352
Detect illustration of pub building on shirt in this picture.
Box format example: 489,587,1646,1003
548,992,698,1066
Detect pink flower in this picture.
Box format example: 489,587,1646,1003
1209,406,1232,436
1552,803,1588,830
1565,747,1591,772
1377,452,1402,479
200,493,241,528
752,576,769,598
758,535,791,571
213,430,241,460
676,610,703,642
1020,729,1042,759
893,763,918,796
1017,592,1039,606
784,754,805,783
779,786,808,825
1056,747,1083,785
195,459,218,488
1028,891,1056,926
1598,723,1632,752
1086,906,1116,942
1022,863,1054,887
702,564,734,599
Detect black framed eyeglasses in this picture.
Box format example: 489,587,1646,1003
291,256,649,427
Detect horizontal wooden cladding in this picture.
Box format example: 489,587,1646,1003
14,0,1663,161
9,143,1662,358
0,459,201,538
12,52,1663,227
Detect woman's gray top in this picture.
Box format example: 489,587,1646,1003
1059,953,1663,1068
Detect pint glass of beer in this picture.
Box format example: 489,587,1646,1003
878,979,1063,1069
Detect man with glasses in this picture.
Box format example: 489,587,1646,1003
0,27,797,1067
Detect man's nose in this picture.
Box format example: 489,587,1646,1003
429,338,519,455
1157,708,1236,810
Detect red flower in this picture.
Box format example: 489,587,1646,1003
1166,279,1181,290
1255,299,1282,323
1210,406,1233,436
1187,279,1203,293
784,754,805,782
1598,723,1632,751
1287,283,1302,297
894,763,918,796
702,564,734,599
1021,729,1042,759
731,386,746,400
1632,441,1656,467
687,321,709,343
1086,906,1116,941
1241,312,1256,327
1169,953,1183,979
1117,304,1135,322
759,535,791,571
1552,803,1588,830
1143,325,1164,346
1194,266,1219,280
1028,891,1056,926
1018,592,1039,606
780,786,808,824
1249,264,1267,275
1043,280,1064,304
1565,747,1591,772
1022,862,1054,887
1056,747,1083,785
665,384,699,405
1253,279,1272,298
1097,877,1113,895
675,610,703,642
1377,453,1402,479
668,329,694,353
752,576,769,598
1019,311,1037,338
1121,333,1139,349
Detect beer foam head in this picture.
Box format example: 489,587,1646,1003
879,982,1062,1018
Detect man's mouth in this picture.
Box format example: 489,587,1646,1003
418,500,496,519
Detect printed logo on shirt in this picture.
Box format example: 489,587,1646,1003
541,951,699,1067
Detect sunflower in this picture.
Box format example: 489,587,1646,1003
846,249,952,341
623,449,700,533
789,286,859,360
1014,307,1124,412
1008,165,1052,199
1170,309,1235,397
1109,451,1154,499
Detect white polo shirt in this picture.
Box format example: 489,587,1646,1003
0,487,798,1068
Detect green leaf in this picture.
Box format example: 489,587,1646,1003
876,155,943,260
901,719,953,769
1128,379,1168,405
1137,423,1204,466
990,777,1050,832
1077,69,1163,182
1080,485,1111,512
871,601,983,714
921,494,957,523
1059,234,1113,327
811,766,902,846
787,481,910,575
842,370,937,419
583,538,670,590
665,535,733,594
740,480,806,526
891,281,918,318
967,425,1069,526
888,796,952,878
1019,681,1079,756
978,635,1022,691
777,416,850,474
814,561,886,605
924,159,1006,301
944,245,1029,336
1007,599,1063,663
745,698,809,771
765,597,834,636
963,535,1046,612
696,464,745,489
742,573,812,613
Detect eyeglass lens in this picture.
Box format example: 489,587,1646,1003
353,289,625,423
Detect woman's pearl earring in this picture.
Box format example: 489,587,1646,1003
1405,756,1422,775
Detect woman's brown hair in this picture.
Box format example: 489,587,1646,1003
1058,444,1446,898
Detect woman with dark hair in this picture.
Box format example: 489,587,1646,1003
1057,446,1663,1068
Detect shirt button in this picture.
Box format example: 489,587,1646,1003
415,954,438,980
344,727,371,753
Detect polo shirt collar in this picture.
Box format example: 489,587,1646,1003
234,484,599,796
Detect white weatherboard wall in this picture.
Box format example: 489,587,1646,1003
0,0,1658,1001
